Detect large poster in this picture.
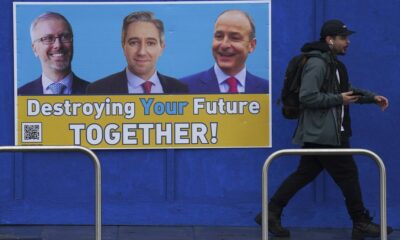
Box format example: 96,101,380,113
14,1,271,149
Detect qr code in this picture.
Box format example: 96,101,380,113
22,123,42,143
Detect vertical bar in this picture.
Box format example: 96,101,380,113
0,146,102,240
262,151,283,240
262,149,387,240
367,150,387,240
79,146,102,240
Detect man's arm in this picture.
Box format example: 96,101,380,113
349,85,389,111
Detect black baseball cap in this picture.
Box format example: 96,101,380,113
320,19,355,38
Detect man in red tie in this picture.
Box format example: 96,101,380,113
87,11,188,94
181,10,269,94
225,76,238,93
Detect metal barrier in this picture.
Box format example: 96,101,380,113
0,146,102,240
262,149,387,240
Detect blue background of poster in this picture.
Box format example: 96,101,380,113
15,2,270,86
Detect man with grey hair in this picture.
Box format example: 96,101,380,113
87,11,187,94
181,10,269,93
18,12,89,95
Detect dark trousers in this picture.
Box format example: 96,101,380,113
270,138,365,220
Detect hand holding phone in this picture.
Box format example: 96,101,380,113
350,90,364,96
342,91,360,105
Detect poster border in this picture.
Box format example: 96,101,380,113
13,0,272,149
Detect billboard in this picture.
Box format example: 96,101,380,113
14,1,271,149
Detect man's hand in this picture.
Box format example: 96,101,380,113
374,95,389,111
341,91,359,105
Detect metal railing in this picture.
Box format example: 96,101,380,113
262,148,387,240
0,146,102,240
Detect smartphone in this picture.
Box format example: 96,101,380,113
350,90,364,96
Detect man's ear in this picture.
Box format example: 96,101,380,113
160,41,165,55
249,38,256,53
32,43,38,57
325,36,334,45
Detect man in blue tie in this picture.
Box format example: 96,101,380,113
181,10,269,94
18,12,89,95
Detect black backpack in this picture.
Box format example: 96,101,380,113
279,53,327,119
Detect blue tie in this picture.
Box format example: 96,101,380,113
49,82,66,94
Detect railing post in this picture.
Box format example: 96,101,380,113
0,146,102,240
262,148,387,240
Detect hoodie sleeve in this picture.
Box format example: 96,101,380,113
299,57,343,108
350,84,377,104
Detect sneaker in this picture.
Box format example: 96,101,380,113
352,210,393,239
254,203,290,237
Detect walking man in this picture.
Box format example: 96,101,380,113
256,19,391,240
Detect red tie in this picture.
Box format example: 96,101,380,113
226,76,238,93
142,81,153,94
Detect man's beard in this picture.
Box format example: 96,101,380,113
50,60,71,72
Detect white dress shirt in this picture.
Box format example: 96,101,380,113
42,72,73,94
126,68,164,94
336,69,345,132
214,64,246,93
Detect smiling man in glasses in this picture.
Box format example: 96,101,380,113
18,12,89,95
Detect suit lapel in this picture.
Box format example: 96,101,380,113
244,71,259,92
71,74,82,94
158,72,169,93
116,70,129,93
34,77,45,94
204,67,220,93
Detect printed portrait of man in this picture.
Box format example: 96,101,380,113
18,12,89,95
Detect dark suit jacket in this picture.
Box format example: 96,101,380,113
86,70,188,94
180,67,269,94
18,74,89,95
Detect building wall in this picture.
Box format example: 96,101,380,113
0,0,399,228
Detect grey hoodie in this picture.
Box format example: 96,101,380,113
292,41,376,146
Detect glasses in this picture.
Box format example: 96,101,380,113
34,33,73,45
